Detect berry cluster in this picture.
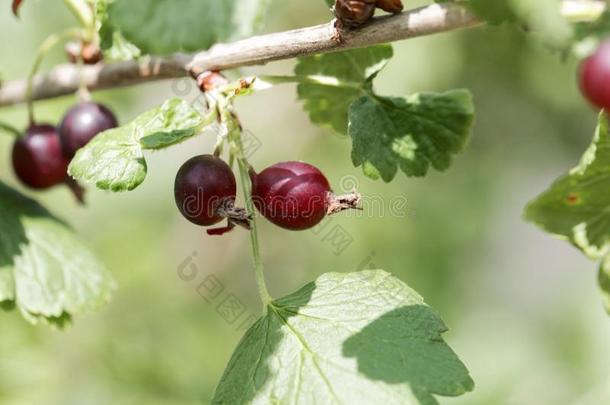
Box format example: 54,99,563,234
174,158,360,235
12,102,117,202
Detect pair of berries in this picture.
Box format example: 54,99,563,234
174,155,360,235
12,102,117,200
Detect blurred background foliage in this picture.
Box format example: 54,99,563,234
0,1,608,404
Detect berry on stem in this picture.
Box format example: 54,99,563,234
174,155,251,235
579,39,610,110
251,161,361,231
12,124,69,189
59,101,118,158
12,124,86,203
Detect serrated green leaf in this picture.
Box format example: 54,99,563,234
295,45,394,135
349,91,475,182
69,98,206,192
213,270,473,405
0,182,114,326
525,112,610,259
103,0,270,56
295,45,475,181
599,256,610,312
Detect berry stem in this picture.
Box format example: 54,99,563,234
229,124,273,310
237,157,273,309
26,28,84,126
62,0,94,36
0,122,21,138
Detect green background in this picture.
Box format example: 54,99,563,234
0,1,608,404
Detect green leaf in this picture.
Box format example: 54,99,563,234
102,0,271,56
0,182,114,326
350,91,475,182
525,112,610,259
295,45,394,135
295,45,475,181
69,98,206,192
213,270,473,404
600,256,610,313
95,0,141,61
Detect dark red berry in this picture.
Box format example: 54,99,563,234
175,155,250,234
250,162,325,230
59,102,118,158
252,161,361,230
579,40,610,110
12,124,69,189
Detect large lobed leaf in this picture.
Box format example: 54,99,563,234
69,98,208,192
213,270,473,404
295,45,475,182
525,112,610,260
295,45,394,135
525,112,610,311
350,91,474,182
0,182,114,326
99,0,271,56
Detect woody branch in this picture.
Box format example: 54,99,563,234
0,1,603,107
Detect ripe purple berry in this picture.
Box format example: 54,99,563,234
579,40,610,110
251,161,360,231
12,124,69,189
174,155,250,235
59,102,118,158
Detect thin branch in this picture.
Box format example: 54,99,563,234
0,3,481,107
